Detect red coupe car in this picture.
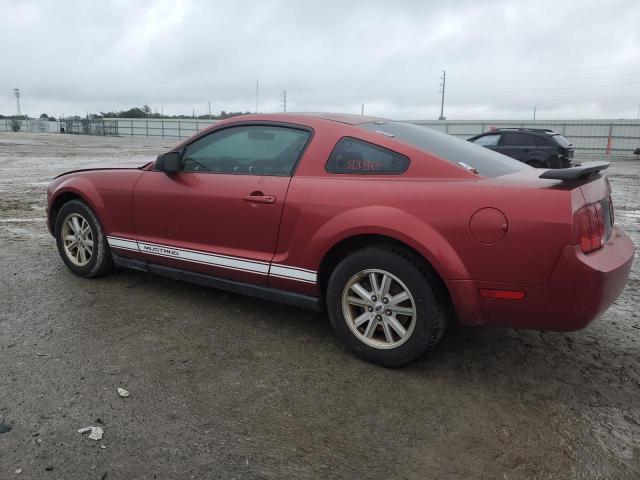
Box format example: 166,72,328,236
47,113,635,366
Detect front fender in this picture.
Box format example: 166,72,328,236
48,176,106,230
48,170,142,237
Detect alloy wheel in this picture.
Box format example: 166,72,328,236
341,269,417,350
61,213,94,267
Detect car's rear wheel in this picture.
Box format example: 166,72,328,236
54,199,113,278
327,246,447,366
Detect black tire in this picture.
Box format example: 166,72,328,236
54,199,113,278
326,246,448,367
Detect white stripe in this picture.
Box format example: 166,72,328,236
269,273,317,284
269,265,317,282
137,241,270,274
108,235,315,283
139,239,270,264
271,263,317,274
107,237,140,251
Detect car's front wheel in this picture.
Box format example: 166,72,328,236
327,246,448,367
54,199,113,278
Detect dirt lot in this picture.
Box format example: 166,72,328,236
0,132,639,479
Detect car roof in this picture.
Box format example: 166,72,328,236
222,112,389,126
485,128,556,135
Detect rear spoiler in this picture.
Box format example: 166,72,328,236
539,161,609,181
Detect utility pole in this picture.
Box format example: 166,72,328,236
192,107,195,119
281,90,287,112
208,100,212,120
255,79,259,113
533,106,537,120
438,70,446,120
637,105,640,119
14,89,21,116
361,104,364,116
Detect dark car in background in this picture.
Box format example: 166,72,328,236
468,128,574,168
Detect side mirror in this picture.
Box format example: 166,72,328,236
156,152,182,173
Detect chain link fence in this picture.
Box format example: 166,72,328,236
3,117,639,154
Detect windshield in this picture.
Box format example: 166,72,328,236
358,122,530,178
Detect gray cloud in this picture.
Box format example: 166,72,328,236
1,0,639,119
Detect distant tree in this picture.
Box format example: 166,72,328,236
39,113,50,120
119,107,147,118
142,105,152,116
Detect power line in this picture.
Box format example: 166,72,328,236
451,61,640,79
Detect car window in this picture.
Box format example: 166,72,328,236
325,137,409,175
534,136,550,146
500,133,534,146
181,125,311,176
358,121,530,178
472,134,501,147
551,134,572,147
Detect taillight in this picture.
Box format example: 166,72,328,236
575,203,606,253
609,196,615,226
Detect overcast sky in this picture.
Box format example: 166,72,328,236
1,0,640,120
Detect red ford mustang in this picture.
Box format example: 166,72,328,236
47,113,635,366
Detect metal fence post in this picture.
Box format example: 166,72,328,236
146,119,149,138
161,119,165,139
606,123,613,155
178,121,181,138
131,119,134,137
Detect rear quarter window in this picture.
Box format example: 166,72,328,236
358,122,530,178
325,137,409,175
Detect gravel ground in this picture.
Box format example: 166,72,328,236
0,132,639,479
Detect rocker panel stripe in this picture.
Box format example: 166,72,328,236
107,236,316,283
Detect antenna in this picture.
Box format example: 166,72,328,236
281,90,287,112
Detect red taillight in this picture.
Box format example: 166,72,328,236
576,203,606,253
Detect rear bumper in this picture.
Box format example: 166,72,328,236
450,227,635,331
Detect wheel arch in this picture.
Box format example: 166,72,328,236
49,179,105,235
316,233,454,315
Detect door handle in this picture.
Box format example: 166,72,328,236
242,192,276,204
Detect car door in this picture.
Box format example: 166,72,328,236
132,123,312,286
497,132,530,161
